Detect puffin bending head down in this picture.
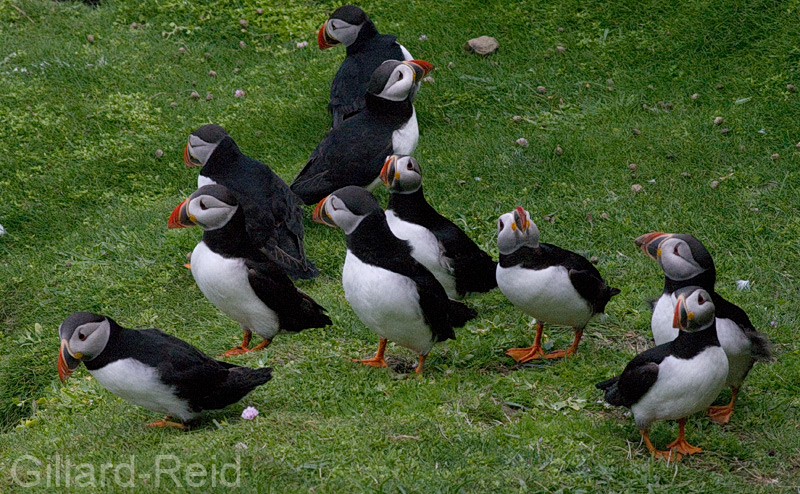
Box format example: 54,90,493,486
496,206,620,362
312,186,476,374
59,312,273,429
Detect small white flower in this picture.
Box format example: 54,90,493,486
418,34,428,41
516,138,529,147
736,280,751,291
296,41,308,49
241,406,259,420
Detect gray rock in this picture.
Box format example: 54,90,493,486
464,36,499,56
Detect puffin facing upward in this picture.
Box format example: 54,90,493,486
184,124,317,280
291,59,433,205
317,5,413,128
381,155,497,299
312,186,476,373
496,207,620,361
169,184,331,357
597,287,728,461
635,232,772,424
58,312,273,429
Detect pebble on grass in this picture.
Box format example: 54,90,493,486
512,115,522,122
710,180,720,189
239,19,249,28
190,91,200,99
204,52,211,58
771,153,780,160
209,70,217,77
87,34,95,43
239,41,246,48
154,149,163,158
256,8,263,14
516,138,529,147
555,145,563,155
632,128,641,135
713,116,724,125
631,184,643,193
590,256,599,264
691,93,699,100
206,93,214,101
170,102,177,107
720,128,730,134
788,84,796,93
628,163,637,171
537,86,547,94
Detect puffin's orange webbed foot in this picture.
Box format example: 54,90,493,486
505,345,545,363
146,419,187,430
666,437,702,456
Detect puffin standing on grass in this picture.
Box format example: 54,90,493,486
317,5,413,128
291,59,433,205
58,312,273,429
168,184,331,357
596,287,729,461
635,232,772,424
380,155,497,299
184,124,318,280
312,186,476,373
496,207,620,361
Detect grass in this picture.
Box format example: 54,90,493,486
1,0,799,491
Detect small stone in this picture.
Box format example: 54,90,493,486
556,45,566,54
457,179,466,185
628,163,637,171
296,41,308,49
788,84,796,93
239,41,246,48
235,89,245,98
544,215,555,223
239,19,249,27
516,138,529,147
204,52,211,58
691,93,699,100
771,153,780,160
536,86,547,94
710,180,719,189
554,145,563,155
720,128,730,134
87,34,95,43
130,22,138,29
233,68,240,73
632,128,641,135
681,172,691,178
590,256,599,264
464,36,499,56
606,86,614,91
647,84,654,90
666,153,678,160
715,83,724,90
418,34,428,41
256,8,263,14
170,102,177,108
423,76,434,83
190,91,200,99
631,184,643,193
178,47,186,54
206,93,214,101
241,28,247,33
739,144,746,150
448,62,455,68
208,70,217,77
512,115,522,122
154,149,163,158
25,105,31,110
599,212,610,220
713,116,724,125
557,27,564,32
796,142,800,148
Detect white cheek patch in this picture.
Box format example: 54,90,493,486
378,67,415,101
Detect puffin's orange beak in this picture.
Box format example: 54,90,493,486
312,196,336,227
635,232,671,260
58,340,80,382
673,294,692,330
317,22,339,49
514,206,530,231
405,59,434,80
168,199,193,229
380,156,397,187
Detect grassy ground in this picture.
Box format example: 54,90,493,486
1,0,799,491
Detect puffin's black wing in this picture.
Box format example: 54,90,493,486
713,293,773,362
599,343,674,407
245,259,332,332
291,113,394,205
568,268,620,314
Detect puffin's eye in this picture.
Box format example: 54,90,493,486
673,244,680,256
498,220,504,230
697,294,705,304
199,200,208,211
78,333,86,341
407,162,414,170
397,71,404,81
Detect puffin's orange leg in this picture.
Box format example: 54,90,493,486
666,418,702,456
414,354,427,374
146,417,187,430
544,328,584,359
708,387,738,424
506,321,547,362
354,338,388,368
641,429,682,462
221,330,253,357
249,338,271,352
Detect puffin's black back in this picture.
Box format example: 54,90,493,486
387,187,497,296
500,244,620,313
84,318,272,414
201,136,318,279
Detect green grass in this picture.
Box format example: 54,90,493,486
1,0,799,491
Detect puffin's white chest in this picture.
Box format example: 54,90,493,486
497,264,593,328
342,250,434,355
385,210,456,298
392,107,418,156
197,175,217,188
190,241,280,338
716,317,754,387
90,358,196,421
631,347,728,429
651,293,679,345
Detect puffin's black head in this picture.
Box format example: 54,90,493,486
672,286,716,332
317,5,370,49
366,60,434,102
634,232,715,282
184,124,230,167
312,186,381,234
497,206,540,255
168,184,240,231
58,312,113,382
380,155,421,193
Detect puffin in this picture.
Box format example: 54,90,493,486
380,155,497,299
596,286,729,461
317,5,413,128
312,186,476,373
184,124,318,280
168,184,332,357
290,59,433,205
496,207,620,361
635,232,772,424
58,311,273,429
